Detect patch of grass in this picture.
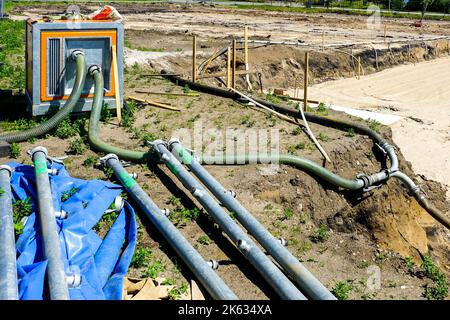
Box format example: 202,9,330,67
61,187,78,202
67,138,85,155
54,118,81,139
317,132,330,142
239,115,255,128
93,210,118,232
130,247,153,268
403,256,416,272
345,128,356,137
310,224,329,243
101,103,112,122
331,281,353,300
282,207,294,220
265,93,282,104
0,20,25,90
122,100,138,128
186,114,200,129
197,235,211,246
297,241,312,255
144,260,165,279
367,119,381,133
10,142,20,159
13,197,32,237
167,283,189,300
291,127,302,136
167,196,200,227
316,102,329,116
287,143,305,154
83,155,98,168
421,255,448,300
183,84,191,94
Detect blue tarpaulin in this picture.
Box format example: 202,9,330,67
8,161,137,300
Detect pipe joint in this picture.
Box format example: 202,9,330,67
207,260,219,270
167,137,180,150
30,146,48,159
67,273,82,288
99,154,119,167
237,239,251,253
55,210,68,219
71,50,84,60
161,208,171,217
88,65,102,76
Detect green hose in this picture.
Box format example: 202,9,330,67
200,154,364,190
88,67,363,190
89,67,158,162
0,53,87,143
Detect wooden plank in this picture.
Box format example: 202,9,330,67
111,45,122,124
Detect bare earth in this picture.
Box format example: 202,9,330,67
308,56,450,200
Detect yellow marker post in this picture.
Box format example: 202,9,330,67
192,35,197,83
111,45,122,124
303,51,309,112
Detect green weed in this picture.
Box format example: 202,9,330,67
130,247,153,268
10,143,20,159
331,281,353,300
310,224,329,243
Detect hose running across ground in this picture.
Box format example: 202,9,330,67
0,52,87,143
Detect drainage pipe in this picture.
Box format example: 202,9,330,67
162,73,450,229
152,140,307,300
169,139,336,300
0,165,19,300
88,65,158,163
101,154,238,300
0,51,87,143
31,146,69,300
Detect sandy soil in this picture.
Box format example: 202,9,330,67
307,56,450,200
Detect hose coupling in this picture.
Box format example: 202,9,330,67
161,208,171,217
55,210,68,219
207,260,219,270
0,164,13,176
228,190,236,198
167,137,180,150
67,273,82,288
99,154,119,167
193,188,205,198
357,170,389,191
237,240,251,253
105,196,125,214
30,146,48,162
47,168,58,176
279,238,288,247
88,65,102,76
70,50,84,60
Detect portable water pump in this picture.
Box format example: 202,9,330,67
25,19,124,116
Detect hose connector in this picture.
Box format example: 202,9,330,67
71,50,84,60
99,153,119,167
167,137,180,151
88,65,102,76
207,260,219,270
0,165,12,176
30,146,48,160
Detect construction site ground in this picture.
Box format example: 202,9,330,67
2,3,449,300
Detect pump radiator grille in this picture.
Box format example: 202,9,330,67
47,38,62,96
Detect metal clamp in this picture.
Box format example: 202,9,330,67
99,154,119,167
104,196,125,214
88,64,102,76
207,260,219,270
0,164,13,176
55,210,68,219
70,50,84,60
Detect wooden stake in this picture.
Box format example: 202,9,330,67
226,46,231,88
357,57,361,80
232,39,237,89
111,45,122,124
127,96,181,111
303,51,309,112
244,26,252,90
322,30,325,52
192,35,197,82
